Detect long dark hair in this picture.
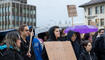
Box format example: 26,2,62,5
48,26,59,41
75,32,82,44
83,33,90,40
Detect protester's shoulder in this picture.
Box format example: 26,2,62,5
33,38,38,40
0,48,23,60
0,48,14,56
91,52,96,56
47,38,53,41
96,35,104,40
33,38,40,42
80,52,85,57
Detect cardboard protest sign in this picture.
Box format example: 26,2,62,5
44,41,77,60
67,5,77,17
67,5,77,26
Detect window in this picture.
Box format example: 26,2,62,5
0,8,2,13
26,9,28,14
88,8,92,15
20,16,22,21
3,16,5,20
23,17,25,21
0,16,1,21
1,16,2,21
12,16,15,20
9,16,11,20
6,7,8,12
27,10,29,14
3,8,5,13
2,8,3,13
33,10,36,14
27,17,29,22
30,10,33,14
31,18,33,21
100,19,104,26
6,16,8,20
100,5,104,14
23,9,26,14
88,20,91,25
15,8,18,13
84,8,86,12
0,8,1,13
16,16,19,21
95,19,99,26
9,6,11,12
95,6,100,14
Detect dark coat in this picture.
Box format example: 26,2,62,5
20,38,35,60
47,37,64,41
41,46,49,60
94,34,105,60
0,48,23,60
79,50,97,60
67,31,81,60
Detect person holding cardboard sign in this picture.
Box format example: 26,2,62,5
48,26,64,41
42,26,65,60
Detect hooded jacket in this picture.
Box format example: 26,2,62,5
27,26,43,60
47,26,63,41
95,33,105,60
0,45,23,60
67,31,81,60
32,38,43,60
79,50,97,60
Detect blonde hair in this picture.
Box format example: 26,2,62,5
4,31,20,51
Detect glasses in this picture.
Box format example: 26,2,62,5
24,29,29,32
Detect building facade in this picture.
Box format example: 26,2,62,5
0,0,36,30
80,0,105,28
0,0,27,4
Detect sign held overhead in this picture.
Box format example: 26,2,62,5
67,5,77,17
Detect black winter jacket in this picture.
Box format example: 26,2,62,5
0,49,23,60
20,38,35,60
94,35,105,60
79,50,97,60
67,31,81,60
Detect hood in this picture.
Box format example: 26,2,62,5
28,26,32,30
38,32,47,39
48,26,59,41
26,26,35,41
28,26,35,36
67,30,76,42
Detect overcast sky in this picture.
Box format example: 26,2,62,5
28,0,91,27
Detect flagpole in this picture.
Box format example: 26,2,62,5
28,29,33,53
72,17,73,26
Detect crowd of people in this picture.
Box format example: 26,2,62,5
0,24,105,60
